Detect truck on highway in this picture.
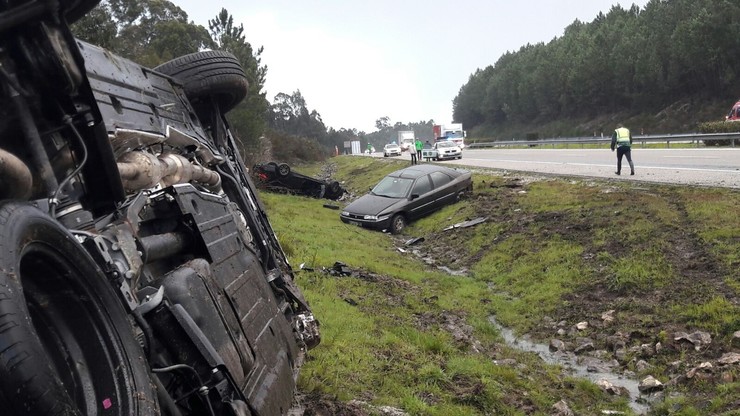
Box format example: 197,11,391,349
433,123,466,149
398,130,416,151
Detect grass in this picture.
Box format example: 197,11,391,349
259,155,740,415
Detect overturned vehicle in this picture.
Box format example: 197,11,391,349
253,162,345,200
0,2,318,415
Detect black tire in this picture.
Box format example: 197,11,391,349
389,214,406,235
0,202,158,416
277,163,291,177
155,50,249,114
329,181,341,195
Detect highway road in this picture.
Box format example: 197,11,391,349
383,148,740,188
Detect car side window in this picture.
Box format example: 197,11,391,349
430,171,452,189
412,175,433,196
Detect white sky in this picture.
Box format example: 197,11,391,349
173,0,649,133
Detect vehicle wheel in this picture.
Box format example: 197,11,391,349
277,163,291,177
329,181,341,195
155,50,249,115
0,202,158,416
389,214,406,235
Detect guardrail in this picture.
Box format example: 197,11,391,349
467,132,740,149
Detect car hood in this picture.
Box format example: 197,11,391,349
344,193,404,216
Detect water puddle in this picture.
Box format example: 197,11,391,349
489,316,652,415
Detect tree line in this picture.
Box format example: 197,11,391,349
453,0,740,136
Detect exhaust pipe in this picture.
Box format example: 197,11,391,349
117,151,221,193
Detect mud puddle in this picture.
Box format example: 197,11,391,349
489,316,652,415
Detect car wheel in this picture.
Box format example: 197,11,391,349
0,203,158,416
329,181,341,195
390,214,406,235
277,163,291,177
155,50,249,115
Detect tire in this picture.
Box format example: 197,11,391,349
277,163,291,177
0,202,158,416
155,50,249,114
389,214,406,235
329,181,341,195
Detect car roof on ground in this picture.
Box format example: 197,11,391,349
389,164,464,179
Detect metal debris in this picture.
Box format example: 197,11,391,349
443,217,488,231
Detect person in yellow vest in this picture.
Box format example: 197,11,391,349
610,124,635,175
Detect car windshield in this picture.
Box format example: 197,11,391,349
371,176,413,198
385,144,398,149
437,141,455,148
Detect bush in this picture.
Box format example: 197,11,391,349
697,121,740,146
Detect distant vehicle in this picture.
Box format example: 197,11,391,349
433,140,463,160
340,164,473,234
726,100,740,121
384,143,402,157
398,130,416,151
253,162,345,199
433,123,466,149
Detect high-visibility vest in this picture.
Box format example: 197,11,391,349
615,127,631,146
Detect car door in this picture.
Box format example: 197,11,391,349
406,174,436,220
429,171,457,208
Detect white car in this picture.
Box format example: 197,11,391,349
383,143,402,157
433,140,462,160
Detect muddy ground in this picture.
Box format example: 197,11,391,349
294,171,739,415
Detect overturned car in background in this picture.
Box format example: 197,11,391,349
0,2,318,415
253,162,345,200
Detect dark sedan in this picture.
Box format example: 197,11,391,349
340,164,473,234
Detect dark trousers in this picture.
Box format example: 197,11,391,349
410,153,417,164
616,146,634,174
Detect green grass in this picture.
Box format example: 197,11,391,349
258,156,739,415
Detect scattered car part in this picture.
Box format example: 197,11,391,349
443,216,488,231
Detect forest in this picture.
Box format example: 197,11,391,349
74,0,740,159
453,0,740,138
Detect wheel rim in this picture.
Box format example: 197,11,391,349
393,216,405,233
21,242,133,413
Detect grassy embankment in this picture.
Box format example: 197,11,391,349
260,156,739,415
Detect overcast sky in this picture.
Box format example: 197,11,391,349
173,0,649,133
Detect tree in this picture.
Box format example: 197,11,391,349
72,0,213,66
208,8,269,148
268,90,327,142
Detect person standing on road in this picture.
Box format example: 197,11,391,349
611,124,635,175
415,139,424,162
409,143,417,165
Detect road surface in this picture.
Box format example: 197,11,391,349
381,148,740,188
